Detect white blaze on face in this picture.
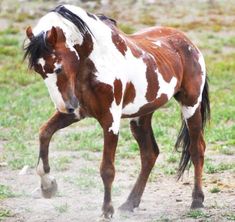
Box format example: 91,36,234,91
38,58,46,72
182,52,206,120
37,56,66,112
44,73,65,111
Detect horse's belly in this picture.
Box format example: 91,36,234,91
121,95,170,118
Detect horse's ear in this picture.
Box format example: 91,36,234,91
46,26,57,47
26,26,34,40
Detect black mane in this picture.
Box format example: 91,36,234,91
52,5,93,37
24,5,94,68
97,14,117,26
24,31,52,69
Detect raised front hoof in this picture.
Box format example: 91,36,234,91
41,178,58,199
118,202,135,212
191,199,204,209
101,204,114,220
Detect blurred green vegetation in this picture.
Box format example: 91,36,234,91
0,0,234,181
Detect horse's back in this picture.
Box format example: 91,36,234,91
127,26,202,83
129,26,181,39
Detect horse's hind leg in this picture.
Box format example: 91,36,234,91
37,111,78,198
184,107,206,208
119,113,159,211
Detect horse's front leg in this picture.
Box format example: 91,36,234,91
37,111,79,198
100,121,119,219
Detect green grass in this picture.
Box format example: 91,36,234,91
54,203,69,213
52,156,72,171
0,24,234,173
119,23,136,34
0,208,12,221
186,210,210,219
210,186,221,193
205,161,235,174
224,213,235,221
64,175,99,191
0,184,15,199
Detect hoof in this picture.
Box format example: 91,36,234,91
40,175,58,199
97,215,112,222
191,199,204,209
102,203,114,220
118,202,134,212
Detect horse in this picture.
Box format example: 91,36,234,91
24,5,210,219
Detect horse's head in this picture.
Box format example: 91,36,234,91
24,25,80,114
24,5,115,114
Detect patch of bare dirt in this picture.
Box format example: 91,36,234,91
1,151,235,222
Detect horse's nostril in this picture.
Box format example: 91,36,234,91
67,108,75,114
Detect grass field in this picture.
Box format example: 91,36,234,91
0,0,235,221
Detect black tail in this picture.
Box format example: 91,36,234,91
175,76,210,180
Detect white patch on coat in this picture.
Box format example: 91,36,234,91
38,58,46,72
154,40,162,47
37,159,45,176
156,69,177,99
182,52,206,120
74,108,81,119
73,9,149,116
53,62,62,73
44,73,65,110
109,100,122,135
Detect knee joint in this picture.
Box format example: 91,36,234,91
39,127,52,141
100,166,115,183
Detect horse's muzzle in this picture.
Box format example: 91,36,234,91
65,96,79,114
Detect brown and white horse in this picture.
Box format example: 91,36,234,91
24,5,210,219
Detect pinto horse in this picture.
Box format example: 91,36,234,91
24,5,210,219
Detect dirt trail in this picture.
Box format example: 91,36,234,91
1,150,235,222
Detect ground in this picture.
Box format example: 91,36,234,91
0,0,234,221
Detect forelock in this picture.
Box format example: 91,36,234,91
24,32,52,69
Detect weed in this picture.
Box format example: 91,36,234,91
219,146,235,155
118,23,135,34
64,175,99,191
54,203,69,213
80,152,93,161
0,208,12,221
0,27,19,35
166,154,178,163
79,167,97,176
210,186,220,193
139,12,156,26
186,209,209,219
205,161,235,174
223,212,235,220
53,156,72,171
0,184,15,199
